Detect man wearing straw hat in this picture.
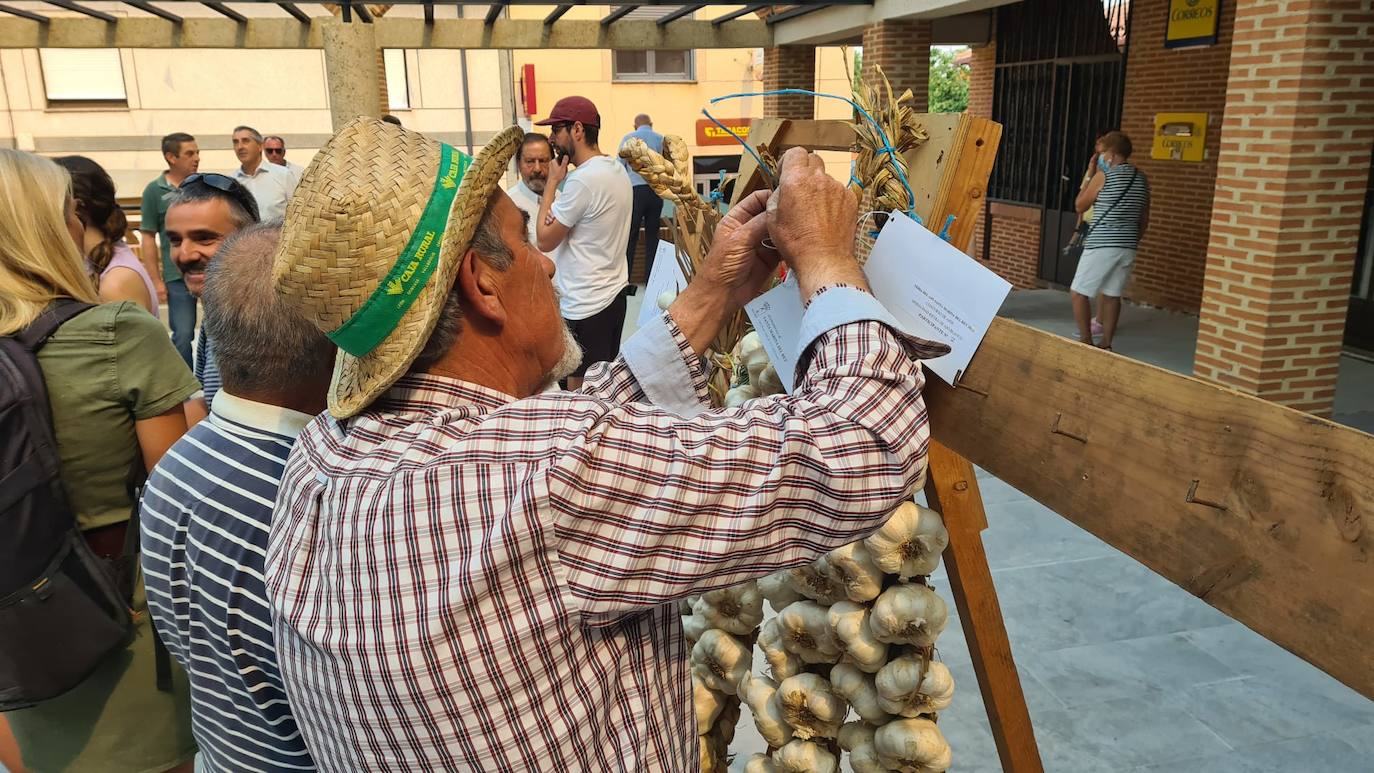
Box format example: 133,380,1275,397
266,118,948,770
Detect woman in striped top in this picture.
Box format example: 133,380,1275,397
1071,130,1151,350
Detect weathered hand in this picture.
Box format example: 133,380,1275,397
766,147,865,298
699,189,778,309
546,154,570,191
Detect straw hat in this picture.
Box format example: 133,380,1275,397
272,117,523,418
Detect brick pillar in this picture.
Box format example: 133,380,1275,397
966,39,996,260
762,46,816,119
1193,0,1374,415
861,19,932,111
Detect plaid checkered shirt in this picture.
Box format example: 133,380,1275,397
265,288,947,771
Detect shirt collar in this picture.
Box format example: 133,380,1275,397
372,372,516,416
211,390,316,439
236,162,272,179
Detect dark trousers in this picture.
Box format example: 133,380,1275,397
166,278,197,368
563,293,629,382
627,185,664,282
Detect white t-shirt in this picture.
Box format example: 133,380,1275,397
505,180,541,245
549,155,633,320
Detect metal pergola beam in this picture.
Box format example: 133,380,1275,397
484,1,504,24
125,1,182,22
656,3,702,26
276,2,310,24
599,4,636,26
543,3,570,25
202,1,246,22
766,4,831,24
45,0,116,22
0,16,774,48
712,3,766,26
0,3,48,21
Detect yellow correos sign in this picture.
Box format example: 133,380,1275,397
1166,0,1221,48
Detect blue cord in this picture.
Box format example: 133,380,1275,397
938,214,957,242
708,88,919,223
701,109,775,188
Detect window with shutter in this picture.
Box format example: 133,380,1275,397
610,7,695,82
39,49,128,104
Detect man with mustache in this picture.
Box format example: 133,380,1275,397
165,174,261,416
506,132,553,245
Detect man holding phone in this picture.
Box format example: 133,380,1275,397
534,96,634,390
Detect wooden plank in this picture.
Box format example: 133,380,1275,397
926,442,1044,773
923,318,1374,699
928,115,1002,251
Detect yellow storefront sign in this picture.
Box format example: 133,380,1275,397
1166,0,1221,48
1152,113,1208,162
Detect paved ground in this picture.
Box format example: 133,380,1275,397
622,287,1374,772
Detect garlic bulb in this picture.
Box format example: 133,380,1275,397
875,654,955,717
681,613,710,645
771,739,839,773
839,722,887,773
786,558,847,605
873,717,953,773
828,601,889,673
758,570,803,613
691,629,751,696
739,671,794,748
776,601,842,664
725,384,760,408
693,672,725,734
735,332,771,386
743,753,778,773
657,289,677,311
864,502,950,580
693,582,765,636
826,541,884,603
755,364,783,396
829,663,893,725
775,673,848,740
758,617,803,681
869,584,949,647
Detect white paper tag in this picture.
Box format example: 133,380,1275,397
637,241,689,330
744,272,802,393
864,211,1011,385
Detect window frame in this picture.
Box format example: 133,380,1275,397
612,49,696,83
38,48,129,107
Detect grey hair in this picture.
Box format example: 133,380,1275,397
232,125,264,143
410,198,517,372
202,224,335,395
263,135,286,146
166,178,260,228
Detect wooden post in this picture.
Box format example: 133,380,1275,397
322,20,382,131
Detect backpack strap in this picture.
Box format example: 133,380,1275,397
13,300,96,351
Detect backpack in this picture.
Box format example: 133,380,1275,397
0,300,138,711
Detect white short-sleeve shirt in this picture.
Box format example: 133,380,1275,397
233,161,295,223
549,156,633,321
506,180,541,245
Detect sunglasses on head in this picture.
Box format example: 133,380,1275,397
182,173,260,218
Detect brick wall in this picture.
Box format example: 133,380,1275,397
966,39,995,262
762,46,816,119
861,19,932,112
1193,0,1374,415
985,203,1042,289
1119,0,1235,311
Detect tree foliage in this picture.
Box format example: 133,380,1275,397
929,47,970,113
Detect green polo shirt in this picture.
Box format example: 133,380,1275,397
139,174,179,280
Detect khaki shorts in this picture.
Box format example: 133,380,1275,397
1071,246,1137,298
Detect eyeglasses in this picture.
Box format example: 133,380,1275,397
181,173,261,221
264,147,285,154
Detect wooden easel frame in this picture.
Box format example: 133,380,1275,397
733,115,1044,772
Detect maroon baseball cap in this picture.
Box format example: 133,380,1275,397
535,96,601,128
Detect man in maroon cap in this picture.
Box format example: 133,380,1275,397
534,95,634,390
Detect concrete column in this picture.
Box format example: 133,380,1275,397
761,46,816,119
1193,0,1374,415
861,19,932,112
322,21,382,131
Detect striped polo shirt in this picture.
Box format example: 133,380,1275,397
1083,162,1151,250
141,391,315,772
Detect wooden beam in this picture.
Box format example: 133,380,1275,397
923,319,1374,700
926,443,1043,773
729,118,857,207
0,16,773,49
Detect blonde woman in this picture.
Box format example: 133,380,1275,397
0,149,198,773
55,155,160,317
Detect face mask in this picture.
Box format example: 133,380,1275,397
1097,155,1111,173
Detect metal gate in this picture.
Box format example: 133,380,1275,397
989,0,1132,286
1349,160,1374,351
